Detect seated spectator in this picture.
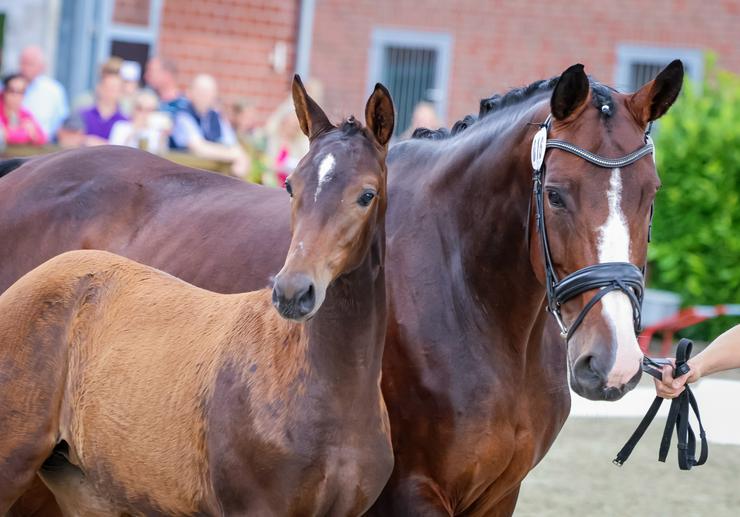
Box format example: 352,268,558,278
20,45,68,141
78,70,128,145
0,74,46,146
145,57,184,112
109,90,171,153
171,74,249,178
119,60,142,117
71,57,123,112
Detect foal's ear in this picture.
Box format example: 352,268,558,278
292,74,332,139
551,64,590,121
628,59,684,126
365,83,395,147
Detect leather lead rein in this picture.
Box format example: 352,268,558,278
614,338,708,470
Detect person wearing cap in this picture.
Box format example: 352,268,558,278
119,61,142,117
654,324,740,398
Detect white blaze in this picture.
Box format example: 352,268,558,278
314,153,336,201
597,168,643,387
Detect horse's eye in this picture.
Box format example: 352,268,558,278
358,190,376,207
285,181,293,197
547,190,565,209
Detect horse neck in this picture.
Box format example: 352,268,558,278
429,101,549,335
303,224,387,391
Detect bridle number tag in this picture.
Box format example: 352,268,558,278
531,126,547,170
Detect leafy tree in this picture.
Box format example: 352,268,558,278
648,57,740,340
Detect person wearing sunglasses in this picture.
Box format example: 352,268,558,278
0,74,47,146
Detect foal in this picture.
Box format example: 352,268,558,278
0,77,395,516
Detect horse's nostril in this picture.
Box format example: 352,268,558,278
298,283,315,314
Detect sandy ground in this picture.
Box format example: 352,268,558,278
516,376,740,516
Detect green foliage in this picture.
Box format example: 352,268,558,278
649,57,740,340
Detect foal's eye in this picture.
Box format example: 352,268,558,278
547,190,565,209
358,190,376,207
285,181,293,197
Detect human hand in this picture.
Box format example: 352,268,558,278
653,358,700,399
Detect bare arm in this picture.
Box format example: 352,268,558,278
186,135,242,162
655,324,740,398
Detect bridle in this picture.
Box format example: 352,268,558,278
530,114,655,341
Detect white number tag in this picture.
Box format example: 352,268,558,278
531,126,547,170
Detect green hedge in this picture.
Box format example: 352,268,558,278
648,58,740,340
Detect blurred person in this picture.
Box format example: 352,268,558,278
655,325,740,399
261,79,322,187
119,60,142,116
0,74,46,145
71,56,124,111
229,97,260,140
109,89,171,153
262,100,308,187
229,98,269,183
55,115,86,148
401,100,441,139
77,70,128,145
20,45,68,140
145,56,183,111
170,74,249,178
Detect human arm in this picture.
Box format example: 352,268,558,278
655,324,740,398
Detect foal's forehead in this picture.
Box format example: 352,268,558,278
302,129,381,182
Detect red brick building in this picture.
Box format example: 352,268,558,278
155,0,740,132
4,0,738,134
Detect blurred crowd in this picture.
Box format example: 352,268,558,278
0,45,320,186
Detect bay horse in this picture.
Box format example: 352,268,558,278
0,61,683,515
0,77,395,515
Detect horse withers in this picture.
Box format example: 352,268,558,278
0,76,395,515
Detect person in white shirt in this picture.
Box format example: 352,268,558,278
20,46,69,141
170,74,249,178
109,90,171,154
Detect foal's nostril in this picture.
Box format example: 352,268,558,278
297,283,315,316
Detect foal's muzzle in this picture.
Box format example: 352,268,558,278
272,273,316,320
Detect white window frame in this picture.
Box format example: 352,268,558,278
367,27,453,125
615,44,703,92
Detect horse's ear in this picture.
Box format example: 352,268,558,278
365,83,395,147
551,64,590,121
628,59,684,126
292,74,332,139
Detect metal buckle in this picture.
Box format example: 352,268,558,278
548,307,569,338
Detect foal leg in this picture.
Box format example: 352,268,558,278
0,290,72,512
0,380,60,513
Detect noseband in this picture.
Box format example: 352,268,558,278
531,115,654,341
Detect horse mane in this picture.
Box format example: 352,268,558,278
412,75,616,141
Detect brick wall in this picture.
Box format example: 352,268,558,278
114,0,151,25
157,0,299,122
309,0,740,125
153,0,739,127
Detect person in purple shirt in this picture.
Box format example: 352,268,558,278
77,69,128,145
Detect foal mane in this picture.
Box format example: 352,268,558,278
412,75,617,141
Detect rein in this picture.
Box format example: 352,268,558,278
614,339,708,470
530,115,653,340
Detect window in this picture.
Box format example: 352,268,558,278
56,0,163,102
615,45,703,92
368,28,452,137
